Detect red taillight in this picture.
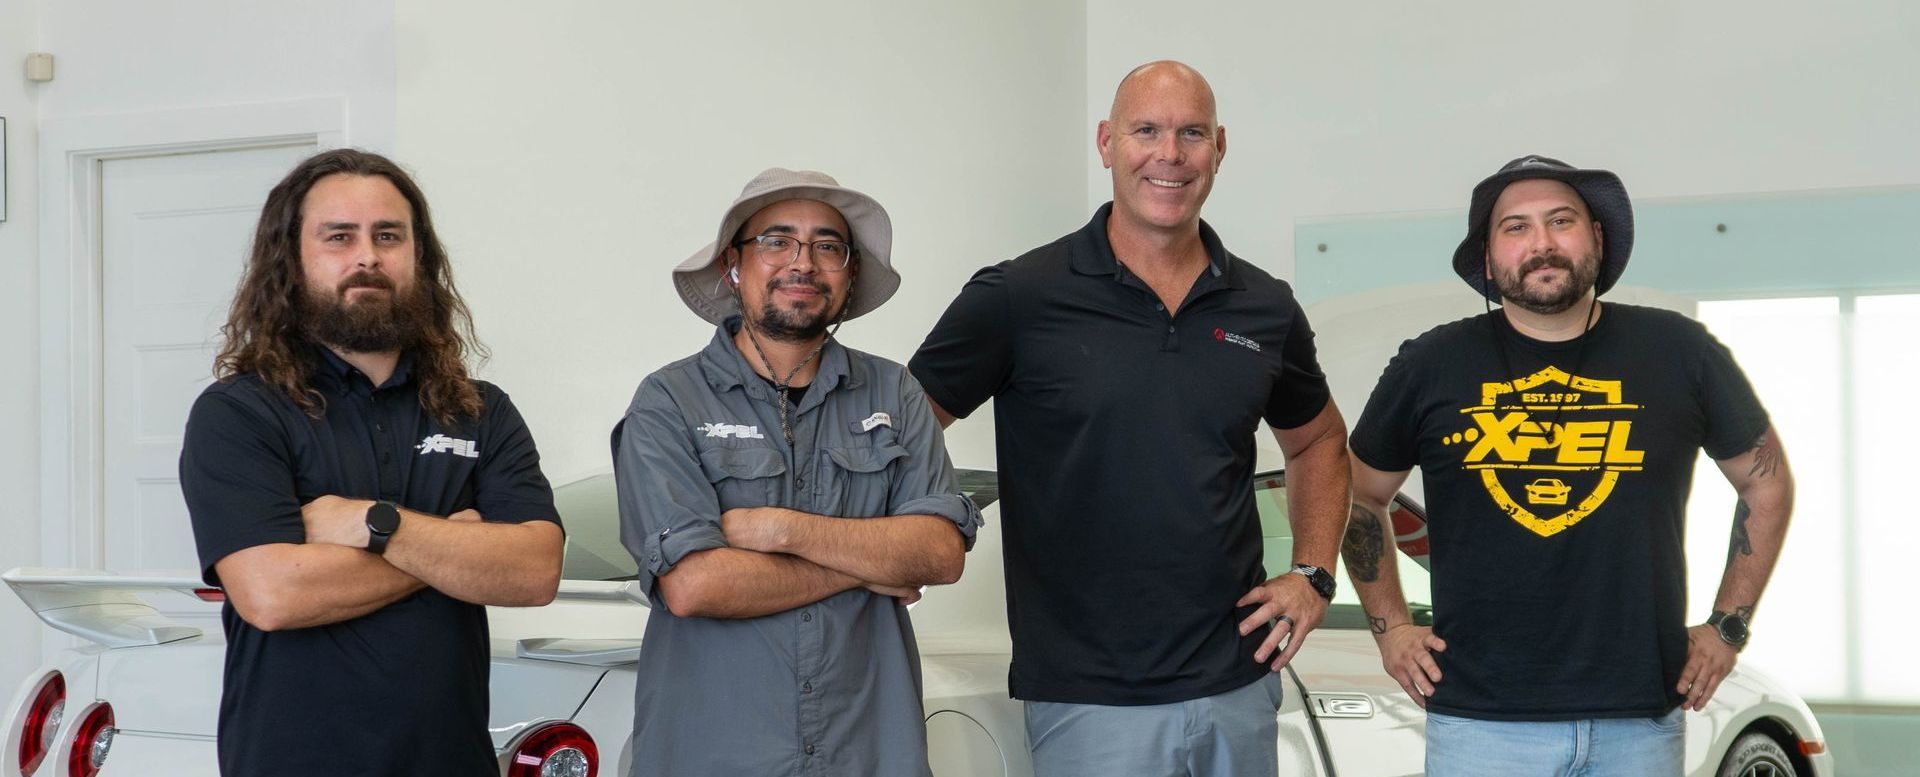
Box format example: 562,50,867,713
65,702,113,777
506,721,597,777
16,672,63,775
192,588,226,602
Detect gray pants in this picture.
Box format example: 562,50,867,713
1024,674,1284,777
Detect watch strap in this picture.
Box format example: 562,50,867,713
1291,564,1337,601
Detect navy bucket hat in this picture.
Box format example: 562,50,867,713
1452,155,1634,301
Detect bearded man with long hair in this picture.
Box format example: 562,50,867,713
179,148,565,776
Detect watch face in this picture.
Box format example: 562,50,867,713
367,502,402,535
1718,616,1750,644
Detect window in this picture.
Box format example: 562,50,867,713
1691,293,1919,703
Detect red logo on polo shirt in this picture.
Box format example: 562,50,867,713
1214,327,1261,353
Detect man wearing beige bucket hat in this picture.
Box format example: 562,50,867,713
611,168,981,776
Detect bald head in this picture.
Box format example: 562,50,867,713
1097,60,1227,236
1109,60,1218,125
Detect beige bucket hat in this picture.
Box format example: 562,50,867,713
673,168,899,325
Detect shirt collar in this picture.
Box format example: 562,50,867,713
1068,202,1243,290
699,315,856,395
313,345,416,393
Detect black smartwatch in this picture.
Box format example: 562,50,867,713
1291,564,1337,601
365,501,402,555
1707,611,1750,652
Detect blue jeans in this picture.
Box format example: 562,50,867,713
1425,708,1686,777
1024,674,1284,777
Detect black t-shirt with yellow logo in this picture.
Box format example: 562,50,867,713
1350,303,1768,720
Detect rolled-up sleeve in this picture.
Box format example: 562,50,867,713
886,373,983,550
612,378,729,604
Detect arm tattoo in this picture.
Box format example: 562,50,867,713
1725,499,1754,568
1368,615,1388,635
1746,430,1782,479
1342,504,1387,584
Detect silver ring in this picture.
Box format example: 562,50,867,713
1276,615,1296,629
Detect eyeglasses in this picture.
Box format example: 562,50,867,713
732,235,855,272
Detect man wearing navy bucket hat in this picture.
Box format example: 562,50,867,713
611,168,981,776
1343,156,1796,775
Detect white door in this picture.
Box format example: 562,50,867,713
99,143,317,573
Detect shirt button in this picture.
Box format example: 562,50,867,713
804,744,816,756
802,610,813,622
1167,325,1176,333
802,681,812,694
375,423,385,432
1155,303,1165,311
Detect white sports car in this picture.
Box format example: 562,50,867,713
4,469,1831,777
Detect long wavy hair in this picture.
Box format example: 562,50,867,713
214,149,486,424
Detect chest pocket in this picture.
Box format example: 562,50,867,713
698,446,787,509
820,444,908,518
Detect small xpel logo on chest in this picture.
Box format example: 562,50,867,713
417,434,479,458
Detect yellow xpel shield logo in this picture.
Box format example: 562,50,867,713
1441,367,1645,538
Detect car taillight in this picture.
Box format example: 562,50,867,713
16,672,63,775
192,588,226,602
65,702,113,777
506,721,596,777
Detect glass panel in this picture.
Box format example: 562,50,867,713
1692,297,1846,699
1254,474,1433,630
554,473,639,582
1853,294,1920,702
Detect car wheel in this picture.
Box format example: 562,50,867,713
1716,732,1797,777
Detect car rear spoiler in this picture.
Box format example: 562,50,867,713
2,567,210,648
4,568,648,650
550,579,648,605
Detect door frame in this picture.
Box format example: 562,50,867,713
37,98,346,580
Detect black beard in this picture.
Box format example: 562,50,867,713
748,277,843,343
1495,251,1600,315
300,271,429,353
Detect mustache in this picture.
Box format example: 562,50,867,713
336,271,395,295
1519,253,1576,275
766,276,830,295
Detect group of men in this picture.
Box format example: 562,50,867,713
181,60,1791,777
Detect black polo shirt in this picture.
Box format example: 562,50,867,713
910,203,1330,706
179,348,559,776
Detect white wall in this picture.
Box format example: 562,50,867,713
0,0,45,703
396,0,1089,480
1087,0,1920,283
34,0,395,150
4,0,398,693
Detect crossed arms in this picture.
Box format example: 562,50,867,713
656,509,964,618
216,504,564,632
619,378,972,621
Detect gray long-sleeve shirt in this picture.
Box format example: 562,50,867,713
613,319,981,777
